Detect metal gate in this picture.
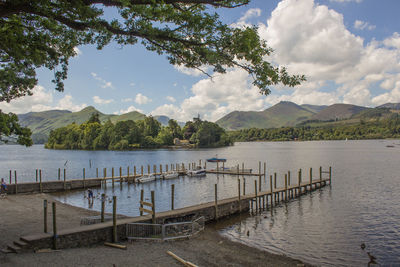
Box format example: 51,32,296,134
126,216,205,241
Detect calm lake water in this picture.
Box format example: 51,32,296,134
1,140,399,266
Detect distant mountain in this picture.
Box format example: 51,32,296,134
377,103,400,110
301,104,327,113
154,115,170,126
311,104,367,121
110,111,146,123
216,101,315,130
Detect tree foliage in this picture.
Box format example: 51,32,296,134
229,115,400,142
0,0,305,103
45,116,232,150
0,110,32,146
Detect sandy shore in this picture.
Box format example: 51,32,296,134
0,194,308,266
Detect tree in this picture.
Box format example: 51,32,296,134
0,0,305,103
0,110,32,146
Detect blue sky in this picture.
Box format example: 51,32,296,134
2,0,400,122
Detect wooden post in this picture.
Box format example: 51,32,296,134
259,161,261,175
112,196,117,243
151,191,155,224
309,168,313,190
329,166,332,184
204,161,207,169
141,165,144,176
274,172,277,189
96,168,98,178
119,166,122,184
127,166,130,182
58,168,61,180
214,184,218,220
319,166,322,180
259,175,261,192
112,167,115,188
254,180,258,212
298,169,302,196
52,202,57,250
36,169,38,182
140,189,144,216
134,166,137,182
154,165,157,174
222,161,224,170
148,165,150,174
40,169,43,193
101,194,105,222
242,162,244,173
166,164,168,172
270,175,273,207
285,174,288,202
43,200,48,233
103,168,107,188
14,171,17,194
217,161,219,172
9,170,11,184
160,164,162,175
238,178,241,201
63,169,66,190
243,178,246,195
264,162,266,177
83,168,86,179
171,184,175,210
288,171,291,186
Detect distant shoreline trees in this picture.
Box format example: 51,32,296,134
45,113,232,150
229,114,400,142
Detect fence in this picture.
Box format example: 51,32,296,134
126,216,205,241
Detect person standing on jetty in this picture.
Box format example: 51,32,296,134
87,189,94,206
1,178,7,196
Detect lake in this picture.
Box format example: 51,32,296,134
1,140,399,266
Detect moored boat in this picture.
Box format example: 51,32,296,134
137,173,156,183
188,167,207,177
206,157,226,163
163,171,179,179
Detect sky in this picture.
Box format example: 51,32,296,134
1,0,400,122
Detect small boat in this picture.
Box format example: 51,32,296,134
163,171,179,179
187,167,206,177
206,157,226,163
137,173,156,183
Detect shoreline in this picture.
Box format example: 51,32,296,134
1,193,310,266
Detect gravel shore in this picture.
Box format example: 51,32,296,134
1,194,308,266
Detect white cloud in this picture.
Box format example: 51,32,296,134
174,65,208,77
354,20,376,31
121,98,133,102
73,47,82,57
166,96,176,103
231,8,262,28
0,86,87,113
90,72,114,89
383,32,400,49
135,93,151,105
116,105,143,114
93,96,114,104
129,82,135,87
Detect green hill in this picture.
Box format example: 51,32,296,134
301,104,327,113
311,104,367,121
216,101,316,130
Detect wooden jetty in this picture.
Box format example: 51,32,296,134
1,165,332,253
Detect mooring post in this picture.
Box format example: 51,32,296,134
52,202,57,250
259,175,261,192
204,161,207,169
40,170,43,193
254,180,258,212
96,168,98,178
151,191,155,224
264,162,267,178
319,166,322,181
140,189,144,216
199,159,202,167
166,164,168,172
154,165,157,174
160,164,162,175
217,161,219,172
110,167,115,186
259,161,261,176
9,170,11,184
270,175,273,207
112,196,117,243
134,166,137,182
285,174,288,202
36,169,38,182
309,168,313,191
43,199,48,233
14,171,17,194
63,169,66,190
238,178,241,201
214,184,218,220
243,177,246,195
127,166,130,183
329,166,332,184
274,172,277,189
101,194,105,222
148,165,150,174
58,168,61,180
171,184,175,210
141,166,144,176
83,168,86,179
298,169,302,196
